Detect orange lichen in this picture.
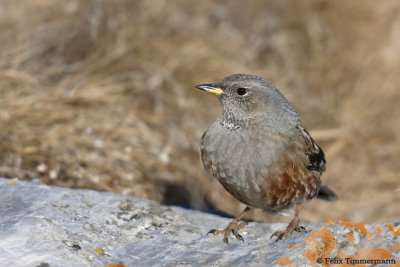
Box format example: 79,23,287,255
355,222,367,235
303,236,321,251
324,221,335,226
106,265,128,267
346,232,354,245
9,180,17,185
303,228,337,266
386,224,395,231
356,248,393,260
336,219,354,230
337,220,376,239
288,244,296,250
302,223,397,266
386,224,400,236
339,248,395,267
389,244,400,251
375,225,382,237
302,249,319,267
277,256,294,266
365,232,374,239
310,228,336,248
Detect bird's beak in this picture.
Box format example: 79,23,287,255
195,83,224,95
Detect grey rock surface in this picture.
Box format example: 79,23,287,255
0,178,399,267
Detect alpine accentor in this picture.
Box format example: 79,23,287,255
196,74,337,243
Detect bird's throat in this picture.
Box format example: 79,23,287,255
221,109,245,130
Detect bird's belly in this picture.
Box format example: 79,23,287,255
200,127,277,208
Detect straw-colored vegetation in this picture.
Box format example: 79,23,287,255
1,0,399,223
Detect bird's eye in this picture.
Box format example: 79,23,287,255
237,88,247,95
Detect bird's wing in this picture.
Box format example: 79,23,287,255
296,125,326,173
297,125,338,201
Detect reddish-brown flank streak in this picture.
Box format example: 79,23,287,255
264,164,319,207
262,130,321,208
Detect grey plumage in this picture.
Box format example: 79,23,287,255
196,73,337,242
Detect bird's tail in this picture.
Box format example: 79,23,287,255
316,183,338,201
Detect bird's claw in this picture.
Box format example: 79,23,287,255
234,232,244,241
207,221,245,243
207,229,218,235
270,225,307,241
294,226,307,233
270,231,288,241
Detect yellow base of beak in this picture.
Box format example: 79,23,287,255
195,84,224,95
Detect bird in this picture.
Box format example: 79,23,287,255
196,74,338,243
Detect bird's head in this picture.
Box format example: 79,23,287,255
196,74,299,131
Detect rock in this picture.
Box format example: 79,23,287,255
0,178,399,266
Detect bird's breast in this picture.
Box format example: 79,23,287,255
200,120,286,207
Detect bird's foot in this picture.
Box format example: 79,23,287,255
270,217,307,242
270,205,306,241
270,224,306,241
207,221,246,243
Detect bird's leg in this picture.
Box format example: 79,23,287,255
270,205,306,241
208,206,251,243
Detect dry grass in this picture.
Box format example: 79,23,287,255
0,0,399,223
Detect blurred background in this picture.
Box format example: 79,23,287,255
0,0,399,224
